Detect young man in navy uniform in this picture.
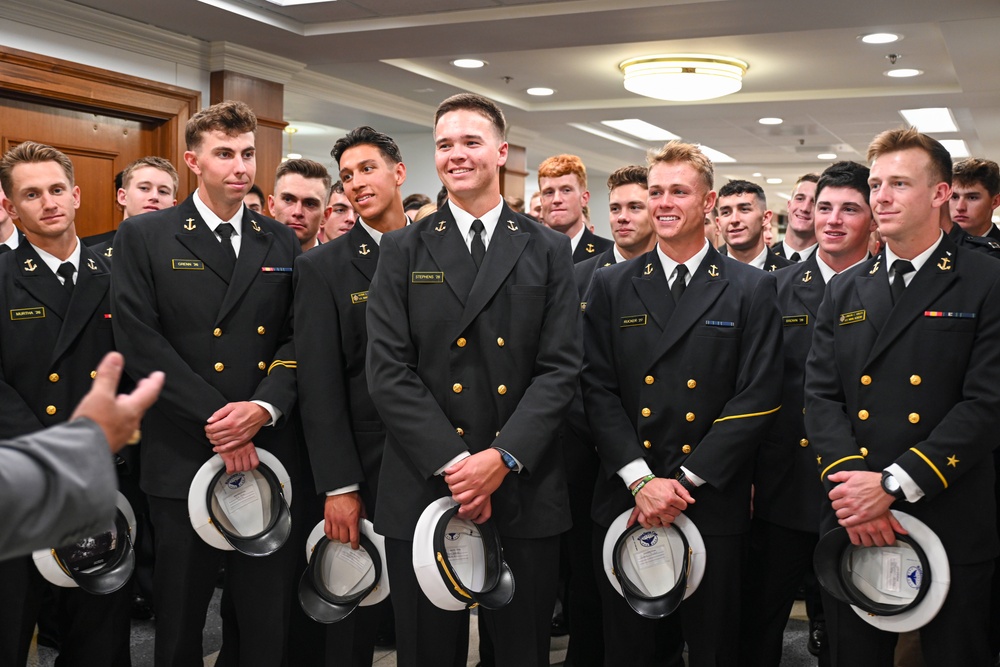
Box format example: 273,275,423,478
111,100,301,666
582,141,783,667
805,128,1000,665
365,93,580,667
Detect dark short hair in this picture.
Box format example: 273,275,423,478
403,193,431,210
796,173,820,187
607,165,648,191
953,158,1000,197
434,93,507,140
867,127,951,186
816,161,871,202
436,185,449,209
121,156,179,195
331,126,403,166
331,180,345,195
0,141,75,195
185,100,257,151
718,179,766,208
274,158,332,200
247,184,264,202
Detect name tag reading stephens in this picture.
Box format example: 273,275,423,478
620,314,648,328
172,259,204,270
215,472,264,536
412,271,444,284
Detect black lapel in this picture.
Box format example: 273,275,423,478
865,237,958,365
174,198,237,284
13,243,69,318
349,224,379,282
456,207,530,337
52,247,109,364
217,211,273,324
422,207,477,306
631,250,672,330
790,253,825,319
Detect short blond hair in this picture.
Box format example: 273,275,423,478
0,142,74,195
647,141,714,191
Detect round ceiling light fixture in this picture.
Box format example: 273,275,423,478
526,87,555,96
861,33,900,44
452,58,486,69
885,68,923,78
758,117,783,125
619,54,749,102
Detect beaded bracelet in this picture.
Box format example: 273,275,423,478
631,474,656,497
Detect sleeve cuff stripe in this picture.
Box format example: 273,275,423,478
820,455,865,480
909,447,948,489
712,405,781,424
267,360,296,374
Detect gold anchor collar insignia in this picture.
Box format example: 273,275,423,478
359,243,371,256
643,263,654,276
586,243,595,253
802,270,813,283
104,247,113,257
507,219,518,231
24,258,36,272
708,264,719,278
435,220,447,232
184,217,196,230
251,219,261,233
937,256,952,271
868,260,881,275
86,258,97,271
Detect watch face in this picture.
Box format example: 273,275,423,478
883,474,901,494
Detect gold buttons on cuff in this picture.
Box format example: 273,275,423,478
800,438,809,447
90,370,97,379
456,427,465,436
257,326,266,335
858,410,869,420
214,362,224,372
456,337,467,348
641,408,651,418
496,337,505,347
860,375,872,386
910,375,921,386
213,328,222,337
453,383,463,394
687,379,697,389
48,373,59,383
258,361,266,370
685,412,695,422
681,444,692,454
644,375,654,385
497,385,507,395
860,447,869,457
908,412,920,424
45,405,56,415
643,440,652,449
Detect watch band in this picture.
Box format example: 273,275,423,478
677,473,697,494
880,470,905,500
496,448,517,471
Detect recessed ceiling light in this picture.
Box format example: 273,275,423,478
766,177,783,184
526,87,554,96
758,117,783,125
817,153,837,160
699,145,736,163
601,119,680,141
899,107,958,133
861,33,900,44
286,152,302,159
452,59,486,69
752,172,762,177
939,140,970,158
885,68,923,78
568,123,645,150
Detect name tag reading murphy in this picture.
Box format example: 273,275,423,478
412,271,444,284
172,259,204,270
620,314,648,328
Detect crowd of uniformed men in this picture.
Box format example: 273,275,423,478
0,92,999,667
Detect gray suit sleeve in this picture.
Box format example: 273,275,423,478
0,419,118,560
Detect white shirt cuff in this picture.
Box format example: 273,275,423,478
436,451,470,476
886,463,924,502
251,400,280,426
617,458,654,488
680,466,705,487
325,484,361,496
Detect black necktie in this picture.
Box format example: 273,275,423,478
217,223,237,262
56,262,75,294
471,219,486,270
789,252,801,262
671,264,688,303
0,245,10,254
890,260,915,304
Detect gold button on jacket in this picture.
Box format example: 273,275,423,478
258,361,266,370
686,379,697,389
456,427,465,436
456,337,467,348
257,326,266,335
860,375,871,385
496,337,505,347
910,375,921,386
497,385,507,395
858,409,869,420
214,362,224,372
46,405,57,415
643,440,652,449
799,438,809,447
641,407,651,418
681,444,692,454
644,375,654,385
685,412,695,422
213,328,222,337
860,447,869,457
48,373,59,383
908,412,920,424
452,383,463,394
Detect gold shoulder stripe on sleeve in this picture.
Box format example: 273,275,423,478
909,447,948,489
712,405,781,424
820,455,865,481
267,360,297,375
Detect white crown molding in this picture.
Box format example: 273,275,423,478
208,41,306,84
286,69,436,129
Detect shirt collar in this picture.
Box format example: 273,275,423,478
449,199,503,246
656,239,709,284
884,230,944,283
0,226,19,249
359,215,412,247
32,237,82,278
788,242,817,260
613,245,626,265
192,188,243,235
748,245,769,270
569,224,585,253
815,252,869,284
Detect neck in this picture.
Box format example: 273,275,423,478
197,186,242,221
782,229,815,252
450,190,502,220
618,238,656,261
560,219,584,238
28,230,78,261
0,220,14,244
939,214,954,233
819,247,868,273
300,237,319,253
729,240,764,264
968,219,994,237
657,236,704,264
365,201,408,234
885,224,940,260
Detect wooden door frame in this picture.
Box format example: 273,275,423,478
0,44,201,195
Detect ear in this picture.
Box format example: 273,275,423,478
762,209,774,225
71,185,81,210
267,194,276,217
395,161,407,186
930,182,950,210
703,190,718,214
2,197,16,221
116,188,128,209
581,189,590,206
496,141,509,169
183,150,200,176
